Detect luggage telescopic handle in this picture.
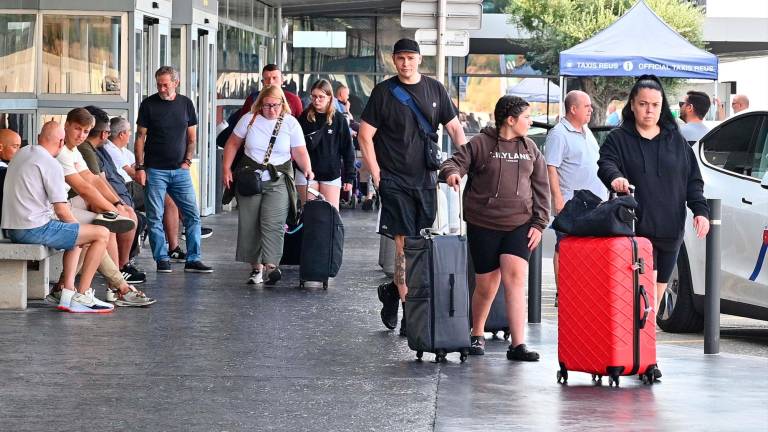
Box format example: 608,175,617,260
610,184,635,200
638,284,652,329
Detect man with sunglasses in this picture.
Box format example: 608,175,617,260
678,91,711,143
134,66,213,274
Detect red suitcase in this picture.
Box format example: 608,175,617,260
557,236,658,387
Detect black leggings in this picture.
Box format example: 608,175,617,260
650,238,682,284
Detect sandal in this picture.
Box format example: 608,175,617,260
506,344,540,362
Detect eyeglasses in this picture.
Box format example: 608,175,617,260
310,94,328,100
678,101,687,108
262,103,282,110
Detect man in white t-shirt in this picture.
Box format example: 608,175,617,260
1,121,113,313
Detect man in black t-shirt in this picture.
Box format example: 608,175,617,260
359,39,467,334
134,66,212,274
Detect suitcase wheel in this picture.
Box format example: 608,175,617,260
299,281,305,289
434,350,447,363
459,349,469,363
416,351,423,361
640,366,659,385
608,375,620,387
557,369,568,384
323,281,328,290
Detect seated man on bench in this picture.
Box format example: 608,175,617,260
1,121,113,313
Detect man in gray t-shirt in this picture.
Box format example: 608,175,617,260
544,91,607,305
1,121,112,313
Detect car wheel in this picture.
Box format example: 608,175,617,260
657,243,704,333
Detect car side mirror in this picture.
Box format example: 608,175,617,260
762,172,768,190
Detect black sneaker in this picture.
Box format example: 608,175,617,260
120,263,146,284
653,368,662,381
362,198,374,211
184,261,213,273
506,343,540,362
157,260,172,273
181,227,213,240
264,267,282,285
377,282,399,330
469,336,486,355
169,246,187,263
399,307,407,337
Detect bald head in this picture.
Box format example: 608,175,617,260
38,121,66,157
564,90,593,128
732,94,749,114
0,129,21,162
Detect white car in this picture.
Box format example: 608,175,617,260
659,111,768,332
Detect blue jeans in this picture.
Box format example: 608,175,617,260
145,168,201,262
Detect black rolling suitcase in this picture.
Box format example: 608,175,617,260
404,232,471,363
468,256,510,340
298,195,344,289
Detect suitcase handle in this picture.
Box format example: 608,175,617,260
638,284,652,329
449,274,455,317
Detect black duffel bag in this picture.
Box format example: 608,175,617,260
552,189,637,237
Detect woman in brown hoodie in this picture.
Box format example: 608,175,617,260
440,95,550,360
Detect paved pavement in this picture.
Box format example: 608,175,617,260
0,209,766,431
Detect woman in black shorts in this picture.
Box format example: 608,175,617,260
440,95,550,360
598,74,710,313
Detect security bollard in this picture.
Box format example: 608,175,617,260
528,244,542,324
705,199,721,355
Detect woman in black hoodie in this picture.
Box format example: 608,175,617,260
441,96,550,361
597,75,710,313
297,79,356,209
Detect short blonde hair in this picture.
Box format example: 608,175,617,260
252,85,291,116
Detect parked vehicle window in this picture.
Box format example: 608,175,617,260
751,122,768,180
701,114,761,177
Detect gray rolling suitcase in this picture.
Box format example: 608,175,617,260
468,256,510,340
378,236,395,277
404,232,471,363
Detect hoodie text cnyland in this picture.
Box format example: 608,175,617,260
439,126,550,232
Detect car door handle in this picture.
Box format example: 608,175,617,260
742,197,752,205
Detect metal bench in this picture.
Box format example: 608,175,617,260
0,238,61,310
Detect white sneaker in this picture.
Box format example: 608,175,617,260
247,269,263,284
86,288,115,311
57,289,113,314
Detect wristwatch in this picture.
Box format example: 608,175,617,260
135,164,145,171
183,159,192,165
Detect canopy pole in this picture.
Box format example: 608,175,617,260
559,76,565,118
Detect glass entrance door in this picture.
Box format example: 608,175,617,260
134,14,169,125
195,29,216,216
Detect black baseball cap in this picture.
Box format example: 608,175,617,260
393,38,420,54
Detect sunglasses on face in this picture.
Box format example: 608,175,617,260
678,101,688,108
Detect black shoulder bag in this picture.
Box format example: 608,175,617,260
389,82,441,171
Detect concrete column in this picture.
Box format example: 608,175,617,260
27,258,51,300
0,261,28,310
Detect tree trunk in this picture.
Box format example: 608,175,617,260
579,77,607,128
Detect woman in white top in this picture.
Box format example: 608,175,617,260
223,85,313,285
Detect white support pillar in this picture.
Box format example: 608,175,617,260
276,7,283,69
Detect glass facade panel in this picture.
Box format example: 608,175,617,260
170,27,181,71
216,24,261,100
42,15,122,95
0,112,34,147
287,17,376,73
0,14,36,93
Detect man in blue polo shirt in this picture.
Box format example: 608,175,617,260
544,90,608,305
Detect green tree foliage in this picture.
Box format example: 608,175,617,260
506,0,706,125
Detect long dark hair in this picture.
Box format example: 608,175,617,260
620,74,677,130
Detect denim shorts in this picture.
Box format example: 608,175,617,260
6,220,79,251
